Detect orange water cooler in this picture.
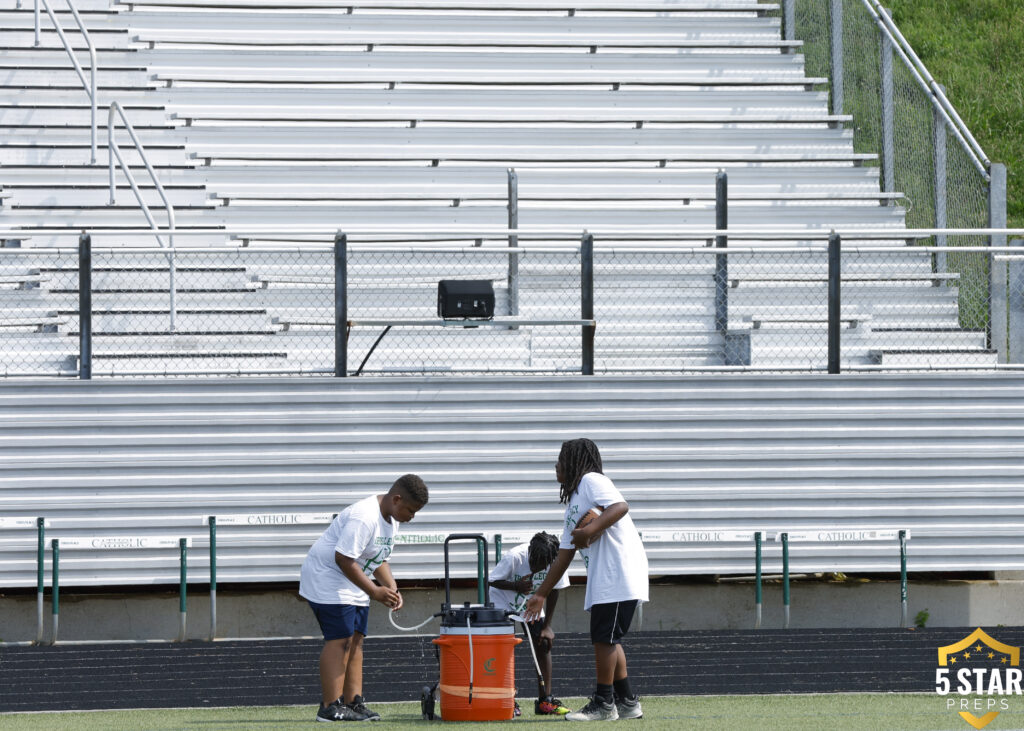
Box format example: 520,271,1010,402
429,534,522,722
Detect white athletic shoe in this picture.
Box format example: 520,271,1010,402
565,696,618,721
616,695,643,720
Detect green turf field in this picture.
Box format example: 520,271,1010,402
4,694,1024,730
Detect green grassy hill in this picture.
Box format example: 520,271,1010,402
888,0,1024,227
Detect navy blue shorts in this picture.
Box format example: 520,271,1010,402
308,601,369,641
589,600,638,645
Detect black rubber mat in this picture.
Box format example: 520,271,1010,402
4,627,1023,712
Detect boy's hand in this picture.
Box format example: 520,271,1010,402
524,593,545,622
537,625,555,652
513,578,533,594
570,526,595,550
372,585,401,609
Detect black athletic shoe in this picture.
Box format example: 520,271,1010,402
316,699,362,722
349,695,381,721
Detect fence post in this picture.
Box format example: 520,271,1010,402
78,232,91,380
989,163,1008,361
178,538,187,642
879,8,895,193
782,0,794,43
495,534,503,563
899,530,908,628
754,531,762,630
507,168,519,318
209,516,217,640
828,232,841,373
581,232,595,375
1009,239,1024,363
933,86,948,273
36,517,45,644
781,532,790,629
829,0,844,115
51,538,60,644
334,232,348,377
715,171,728,333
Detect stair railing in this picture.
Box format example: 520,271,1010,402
108,101,177,332
34,0,96,163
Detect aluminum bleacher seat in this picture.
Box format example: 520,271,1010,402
0,0,994,373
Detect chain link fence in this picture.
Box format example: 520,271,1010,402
789,0,997,338
0,239,1013,377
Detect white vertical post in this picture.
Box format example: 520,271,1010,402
1009,239,1024,364
880,8,895,194
829,0,844,115
989,163,1008,361
933,85,948,273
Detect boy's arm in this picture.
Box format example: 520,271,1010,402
490,578,533,593
372,561,403,610
336,552,400,608
571,500,628,549
542,589,559,630
523,548,574,621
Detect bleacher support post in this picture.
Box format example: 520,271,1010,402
781,532,790,629
989,163,1008,360
714,171,728,333
209,516,217,640
879,8,895,193
899,529,908,628
754,531,762,630
334,232,348,377
933,86,948,273
78,232,91,380
829,0,844,115
178,538,188,642
828,232,841,373
507,169,519,318
581,232,594,375
1009,239,1024,363
51,538,59,644
782,0,795,43
36,517,45,644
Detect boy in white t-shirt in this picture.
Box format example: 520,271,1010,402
488,532,572,716
524,438,648,722
299,474,429,723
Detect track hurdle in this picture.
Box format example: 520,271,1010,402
775,529,911,629
0,516,49,644
49,535,192,643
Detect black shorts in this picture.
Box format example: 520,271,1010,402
589,600,638,645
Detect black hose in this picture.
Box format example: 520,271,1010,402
354,325,391,376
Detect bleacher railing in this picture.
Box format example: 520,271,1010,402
1,226,1024,376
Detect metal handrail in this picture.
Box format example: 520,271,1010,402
108,101,177,331
860,0,990,177
34,0,97,164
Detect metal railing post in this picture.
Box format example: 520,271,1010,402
754,531,762,630
581,232,595,375
782,0,795,43
828,232,841,374
899,530,908,628
829,0,844,115
209,516,217,640
715,171,728,332
989,163,1008,361
495,534,502,563
507,169,519,318
78,232,91,380
51,538,60,644
781,532,790,629
1010,239,1024,364
879,8,896,193
933,86,948,273
36,517,45,644
334,232,348,377
178,538,187,642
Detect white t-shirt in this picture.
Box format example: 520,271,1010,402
490,542,570,617
299,494,398,606
560,472,649,611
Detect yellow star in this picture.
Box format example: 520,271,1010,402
989,652,996,660
964,652,972,660
1002,657,1009,665
975,645,984,652
951,657,958,664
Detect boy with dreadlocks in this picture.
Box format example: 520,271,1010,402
525,438,648,722
489,531,573,716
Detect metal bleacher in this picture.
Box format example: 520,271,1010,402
0,0,994,374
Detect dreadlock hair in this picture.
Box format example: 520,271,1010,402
557,438,603,504
527,532,560,573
